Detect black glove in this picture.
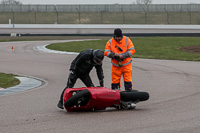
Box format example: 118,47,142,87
122,51,131,58
99,80,104,87
69,70,75,75
108,52,115,58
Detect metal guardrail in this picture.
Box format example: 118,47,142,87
1,24,200,37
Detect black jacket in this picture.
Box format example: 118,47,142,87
70,49,104,81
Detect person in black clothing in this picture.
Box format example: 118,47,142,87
57,49,104,109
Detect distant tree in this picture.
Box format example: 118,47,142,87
136,0,152,5
1,0,22,5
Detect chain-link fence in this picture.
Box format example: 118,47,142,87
0,4,200,24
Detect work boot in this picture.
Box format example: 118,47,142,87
57,101,64,109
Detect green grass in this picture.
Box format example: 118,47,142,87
0,36,108,42
46,37,200,61
0,73,20,88
133,37,200,61
47,39,107,52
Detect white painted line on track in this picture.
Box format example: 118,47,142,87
0,76,43,96
34,44,79,54
34,39,99,54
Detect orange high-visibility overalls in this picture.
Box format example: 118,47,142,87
104,36,135,91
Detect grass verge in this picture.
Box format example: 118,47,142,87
0,73,20,88
46,37,200,61
0,36,110,42
0,12,200,24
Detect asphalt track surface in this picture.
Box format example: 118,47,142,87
0,39,200,133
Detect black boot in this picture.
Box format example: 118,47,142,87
57,100,64,109
111,83,120,90
57,86,68,109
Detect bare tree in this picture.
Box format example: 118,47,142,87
1,0,22,5
136,0,152,5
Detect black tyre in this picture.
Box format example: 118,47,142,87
120,91,149,102
64,89,91,108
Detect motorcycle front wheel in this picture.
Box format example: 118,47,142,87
120,91,149,102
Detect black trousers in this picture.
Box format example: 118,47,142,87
112,81,132,91
59,71,94,103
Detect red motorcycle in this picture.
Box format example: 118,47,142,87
63,87,149,112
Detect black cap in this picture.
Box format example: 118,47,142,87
114,28,123,38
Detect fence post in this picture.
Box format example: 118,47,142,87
54,5,58,24
164,8,169,24
20,4,22,12
32,8,36,24
142,8,147,24
187,8,192,24
76,7,80,24
11,8,15,28
121,7,125,24
2,4,4,12
99,8,103,24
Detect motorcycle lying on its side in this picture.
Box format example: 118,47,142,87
63,87,149,112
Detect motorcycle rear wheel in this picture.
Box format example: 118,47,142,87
64,89,91,108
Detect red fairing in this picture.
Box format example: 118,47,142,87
63,87,121,112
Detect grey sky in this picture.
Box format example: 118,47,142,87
19,0,200,5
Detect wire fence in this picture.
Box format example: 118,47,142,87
0,4,200,24
1,4,200,12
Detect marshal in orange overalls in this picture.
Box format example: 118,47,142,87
104,35,135,91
